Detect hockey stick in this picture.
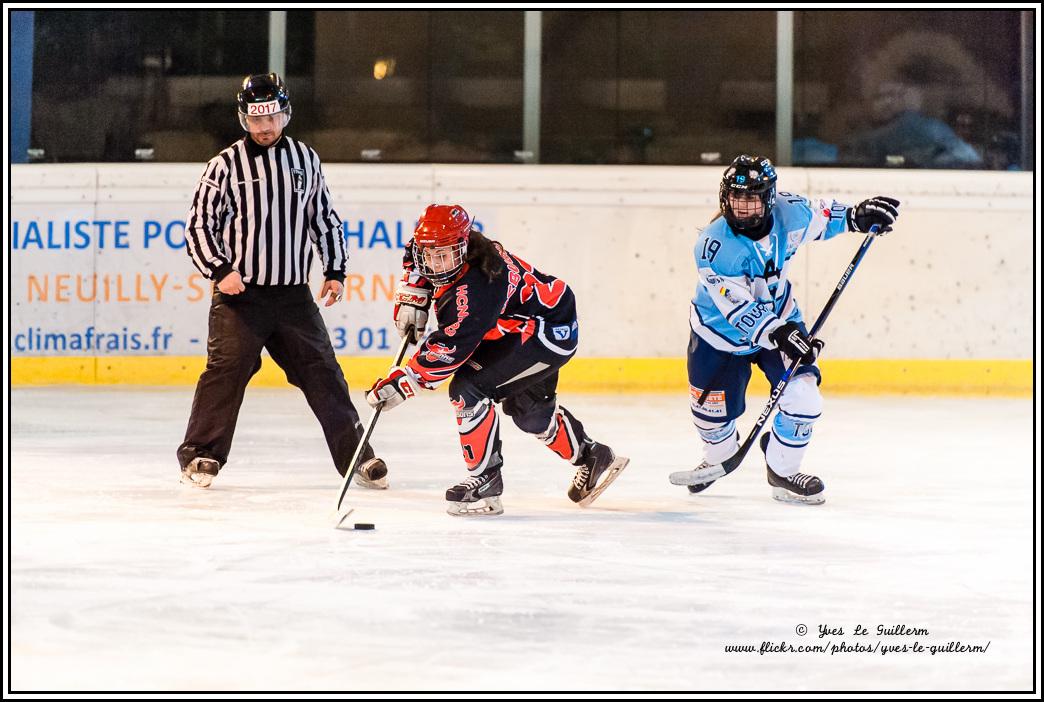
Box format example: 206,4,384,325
675,226,880,487
334,329,414,527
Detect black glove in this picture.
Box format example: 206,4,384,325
848,196,900,234
768,321,824,365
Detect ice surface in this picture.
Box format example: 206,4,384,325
9,387,1035,691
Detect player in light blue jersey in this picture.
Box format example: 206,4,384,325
675,154,900,504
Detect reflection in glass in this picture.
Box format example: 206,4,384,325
793,10,1023,170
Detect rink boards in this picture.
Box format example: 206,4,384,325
10,163,1033,395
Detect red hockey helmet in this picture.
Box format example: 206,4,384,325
413,204,472,285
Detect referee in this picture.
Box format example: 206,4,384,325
177,72,388,490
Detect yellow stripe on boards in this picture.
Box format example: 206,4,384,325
556,358,1031,395
11,356,1032,396
11,357,98,385
10,356,395,390
556,358,1032,395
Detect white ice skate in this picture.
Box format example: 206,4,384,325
669,461,726,486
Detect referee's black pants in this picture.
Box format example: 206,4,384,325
177,284,374,477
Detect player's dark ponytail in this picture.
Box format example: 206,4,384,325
466,230,504,281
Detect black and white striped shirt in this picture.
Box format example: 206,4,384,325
185,135,346,285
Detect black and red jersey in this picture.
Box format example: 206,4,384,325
402,241,578,389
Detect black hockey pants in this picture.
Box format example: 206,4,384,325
177,284,372,476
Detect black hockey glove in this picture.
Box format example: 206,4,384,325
848,196,901,234
768,321,824,365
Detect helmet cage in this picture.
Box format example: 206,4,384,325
413,239,468,286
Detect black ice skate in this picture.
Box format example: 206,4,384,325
760,434,825,505
446,468,504,516
180,457,220,488
567,440,630,507
353,457,389,490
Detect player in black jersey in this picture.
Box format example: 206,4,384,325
366,204,629,516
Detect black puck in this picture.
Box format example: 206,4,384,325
353,523,375,530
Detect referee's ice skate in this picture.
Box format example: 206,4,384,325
179,457,220,488
352,457,389,490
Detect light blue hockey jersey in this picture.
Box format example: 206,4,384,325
690,193,852,354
